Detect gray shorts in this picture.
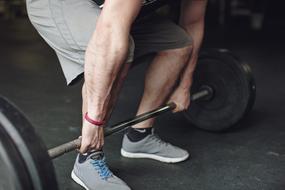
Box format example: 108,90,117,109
26,0,192,85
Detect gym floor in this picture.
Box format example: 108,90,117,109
0,12,285,190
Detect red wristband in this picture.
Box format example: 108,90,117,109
84,113,105,126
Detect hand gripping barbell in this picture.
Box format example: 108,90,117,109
48,85,212,159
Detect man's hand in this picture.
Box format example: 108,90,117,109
168,87,191,113
80,121,104,153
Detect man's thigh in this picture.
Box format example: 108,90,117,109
27,0,190,85
27,0,134,85
131,14,193,60
27,0,101,84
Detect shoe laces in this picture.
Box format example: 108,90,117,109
90,158,113,180
150,134,169,146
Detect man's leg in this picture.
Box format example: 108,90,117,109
132,46,192,129
121,45,192,163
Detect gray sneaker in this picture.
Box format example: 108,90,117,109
121,129,189,163
71,151,131,190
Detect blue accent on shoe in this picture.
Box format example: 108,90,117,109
90,157,113,180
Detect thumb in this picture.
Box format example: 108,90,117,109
79,140,90,154
172,103,180,113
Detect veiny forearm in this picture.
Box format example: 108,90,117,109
179,21,205,89
83,0,141,123
178,0,207,90
84,21,129,121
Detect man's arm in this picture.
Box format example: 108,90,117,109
81,0,142,152
178,0,207,90
85,0,141,119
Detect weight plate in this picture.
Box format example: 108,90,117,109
0,96,58,190
184,49,256,131
0,127,32,190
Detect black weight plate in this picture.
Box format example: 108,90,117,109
0,128,32,190
184,49,256,131
0,96,58,190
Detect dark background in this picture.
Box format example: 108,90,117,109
0,0,285,190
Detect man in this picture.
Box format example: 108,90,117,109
26,0,207,189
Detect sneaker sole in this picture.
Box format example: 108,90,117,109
121,149,189,163
71,170,90,190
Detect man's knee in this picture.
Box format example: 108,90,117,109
159,45,192,62
173,45,192,59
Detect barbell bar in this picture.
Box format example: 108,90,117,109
48,87,213,159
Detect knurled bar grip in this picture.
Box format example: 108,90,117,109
48,88,210,159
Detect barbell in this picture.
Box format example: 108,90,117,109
0,49,256,190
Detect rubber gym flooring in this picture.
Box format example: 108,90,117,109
0,18,284,190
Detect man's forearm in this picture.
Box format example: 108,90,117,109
83,0,141,122
178,0,207,90
84,22,129,121
179,20,205,90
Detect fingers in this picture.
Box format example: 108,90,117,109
79,123,105,154
79,136,94,154
172,101,191,113
168,88,191,113
79,140,90,154
80,136,104,153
